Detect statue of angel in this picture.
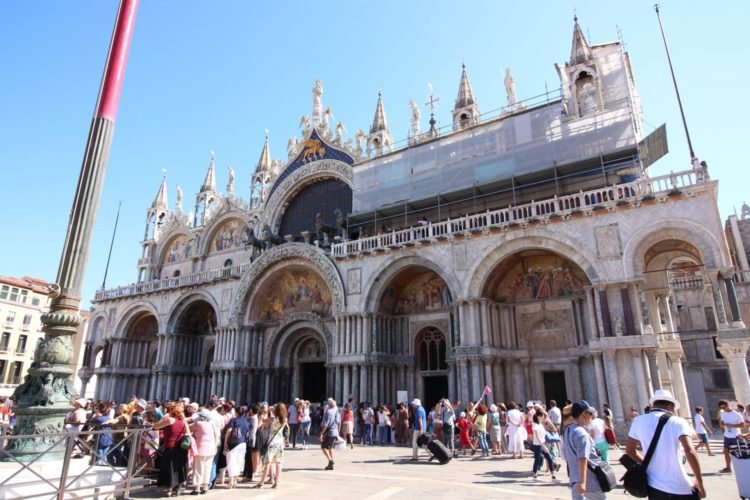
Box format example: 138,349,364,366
312,79,323,125
335,121,347,144
322,106,334,131
227,165,235,195
175,185,183,213
408,99,421,137
287,137,299,158
504,68,517,107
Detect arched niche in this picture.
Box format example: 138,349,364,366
173,300,217,336
482,250,590,302
378,266,452,315
207,217,248,253
248,263,332,322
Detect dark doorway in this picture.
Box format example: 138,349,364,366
301,362,326,403
543,371,568,407
423,375,448,410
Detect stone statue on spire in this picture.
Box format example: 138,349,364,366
227,165,235,195
504,68,517,108
409,99,421,139
312,79,323,126
176,185,183,213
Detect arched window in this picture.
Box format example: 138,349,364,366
279,179,352,241
417,328,447,372
223,259,233,268
172,270,181,278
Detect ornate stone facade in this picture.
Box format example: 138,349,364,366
85,19,750,423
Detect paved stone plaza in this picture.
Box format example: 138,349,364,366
133,442,741,499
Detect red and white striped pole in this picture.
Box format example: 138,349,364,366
9,0,139,459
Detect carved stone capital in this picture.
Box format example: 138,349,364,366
717,339,750,360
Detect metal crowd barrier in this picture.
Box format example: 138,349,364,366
0,426,156,500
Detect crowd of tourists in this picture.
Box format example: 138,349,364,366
55,388,750,499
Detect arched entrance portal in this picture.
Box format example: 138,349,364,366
416,327,448,410
270,326,328,404
295,333,327,403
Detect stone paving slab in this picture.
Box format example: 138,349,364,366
132,443,742,499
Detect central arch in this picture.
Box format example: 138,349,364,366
266,317,330,403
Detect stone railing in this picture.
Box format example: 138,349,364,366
94,263,250,301
332,168,706,257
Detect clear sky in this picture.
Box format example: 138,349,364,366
2,1,748,308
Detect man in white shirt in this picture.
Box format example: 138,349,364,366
626,390,705,499
718,399,746,473
548,400,562,432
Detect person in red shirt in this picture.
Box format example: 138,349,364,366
456,412,476,455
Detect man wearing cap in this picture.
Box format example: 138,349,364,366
562,400,607,499
411,399,426,461
320,398,341,470
626,390,705,499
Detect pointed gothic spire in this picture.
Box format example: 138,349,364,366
370,91,389,134
570,15,593,65
151,175,168,208
200,151,217,193
255,131,271,172
454,63,477,110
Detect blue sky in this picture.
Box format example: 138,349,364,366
1,1,748,308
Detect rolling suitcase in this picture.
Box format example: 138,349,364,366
427,438,451,464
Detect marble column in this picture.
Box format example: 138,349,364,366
586,288,600,339
667,353,690,417
645,292,661,334
343,365,351,401
708,273,729,329
630,350,649,411
480,300,491,346
658,294,675,334
458,361,469,404
717,340,750,405
591,354,607,411
645,349,662,391
724,278,746,328
492,360,503,403
448,363,457,402
483,361,492,395
360,365,369,403
470,360,482,401
602,351,624,422
372,365,380,404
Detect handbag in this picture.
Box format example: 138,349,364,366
178,421,192,451
588,459,617,492
260,423,284,456
620,412,671,498
565,424,617,493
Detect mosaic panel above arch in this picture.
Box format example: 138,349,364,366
484,251,589,303
163,235,191,264
379,268,451,315
249,263,332,322
209,218,247,253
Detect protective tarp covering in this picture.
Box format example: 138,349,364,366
353,97,636,214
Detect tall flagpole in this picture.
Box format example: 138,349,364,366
102,201,123,290
654,4,697,163
8,0,139,460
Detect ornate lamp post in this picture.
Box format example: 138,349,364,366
7,0,139,459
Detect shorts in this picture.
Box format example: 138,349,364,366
321,435,337,449
724,436,739,449
697,433,708,443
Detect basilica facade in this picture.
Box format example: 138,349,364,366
81,19,750,423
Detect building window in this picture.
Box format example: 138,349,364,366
10,361,23,385
19,289,28,303
278,179,352,242
0,332,9,352
712,369,731,390
713,337,724,360
0,286,7,300
0,360,5,382
417,328,448,372
16,335,27,354
22,314,32,328
5,311,15,325
31,297,40,306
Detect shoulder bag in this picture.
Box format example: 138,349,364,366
179,420,192,451
565,424,617,493
260,422,285,456
619,412,671,498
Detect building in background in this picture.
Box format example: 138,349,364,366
0,276,50,397
87,18,749,422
